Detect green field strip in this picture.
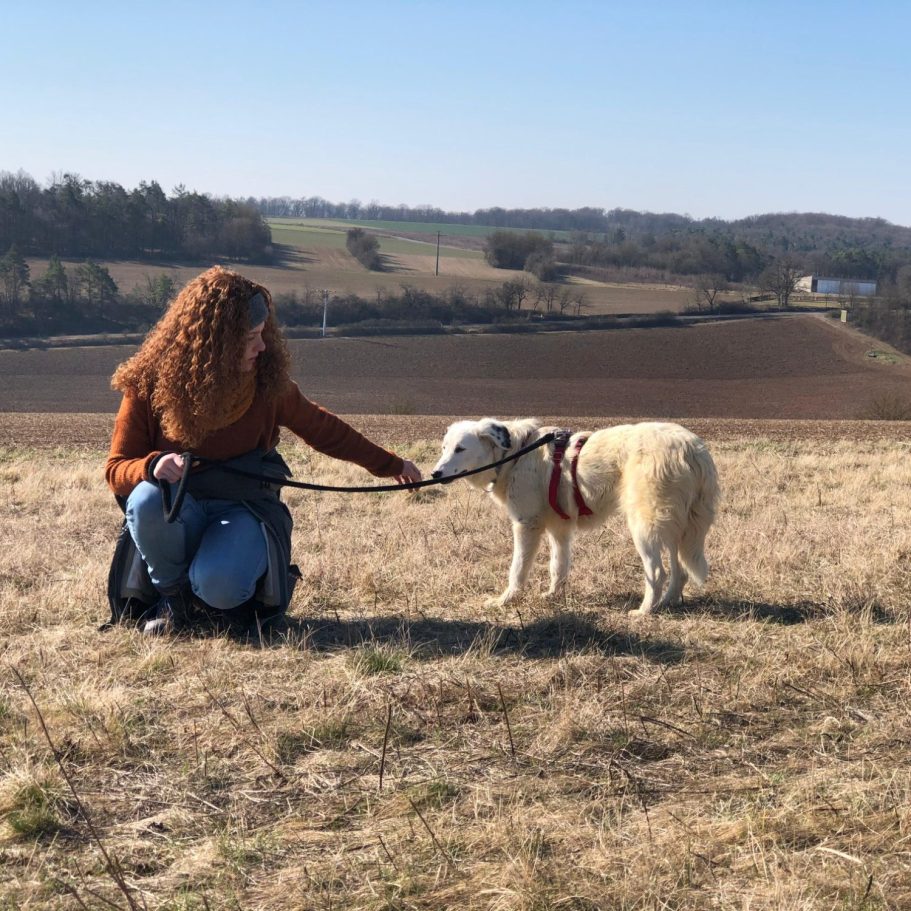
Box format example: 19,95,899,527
269,224,483,259
269,226,350,249
267,216,571,240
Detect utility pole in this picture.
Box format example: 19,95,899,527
321,289,329,337
435,231,441,276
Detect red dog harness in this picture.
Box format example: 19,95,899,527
548,430,593,520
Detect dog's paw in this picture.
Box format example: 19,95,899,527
627,607,655,618
486,591,518,608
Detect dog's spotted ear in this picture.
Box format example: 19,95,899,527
478,420,511,451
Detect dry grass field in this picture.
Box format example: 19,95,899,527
25,238,695,317
2,415,911,910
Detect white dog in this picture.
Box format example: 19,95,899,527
431,419,719,615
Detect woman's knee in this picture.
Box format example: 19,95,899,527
190,510,267,610
191,566,260,611
125,481,162,525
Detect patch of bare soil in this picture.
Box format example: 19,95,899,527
1,316,908,421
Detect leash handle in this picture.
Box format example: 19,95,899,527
161,451,194,523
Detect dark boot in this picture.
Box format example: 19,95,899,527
142,586,193,636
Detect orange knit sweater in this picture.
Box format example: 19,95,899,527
105,381,404,497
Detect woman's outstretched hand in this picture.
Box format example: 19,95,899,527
395,459,423,485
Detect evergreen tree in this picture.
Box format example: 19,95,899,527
0,244,30,315
146,273,176,309
33,254,69,303
75,261,119,315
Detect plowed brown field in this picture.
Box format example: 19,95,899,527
2,315,909,422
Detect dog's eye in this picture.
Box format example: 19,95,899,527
454,446,465,453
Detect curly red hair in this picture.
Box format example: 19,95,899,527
112,266,291,447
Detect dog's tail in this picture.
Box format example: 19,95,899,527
678,441,719,586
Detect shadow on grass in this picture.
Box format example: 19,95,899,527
271,242,316,267
667,596,894,625
227,610,685,664
366,252,408,274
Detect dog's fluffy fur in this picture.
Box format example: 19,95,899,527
431,418,719,615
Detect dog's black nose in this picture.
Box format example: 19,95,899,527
431,470,443,479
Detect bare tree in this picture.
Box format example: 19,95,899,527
300,285,320,308
759,256,803,309
692,273,728,312
843,281,860,312
534,283,560,313
557,288,574,314
896,264,911,306
572,291,588,317
495,279,528,313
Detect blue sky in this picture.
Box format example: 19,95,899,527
4,0,910,224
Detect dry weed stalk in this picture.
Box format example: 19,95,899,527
8,665,143,911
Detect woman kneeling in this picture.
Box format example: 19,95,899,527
105,266,421,634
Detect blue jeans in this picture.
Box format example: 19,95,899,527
126,481,268,610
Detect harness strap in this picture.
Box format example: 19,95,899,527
570,435,594,516
548,430,593,520
548,431,572,520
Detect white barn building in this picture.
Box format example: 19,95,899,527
796,275,877,296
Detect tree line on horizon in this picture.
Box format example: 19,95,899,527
4,169,909,285
253,194,911,281
0,171,273,263
481,226,911,308
4,169,911,353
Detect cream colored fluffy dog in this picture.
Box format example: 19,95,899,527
431,419,719,615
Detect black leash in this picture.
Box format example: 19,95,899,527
161,432,556,523
160,453,194,523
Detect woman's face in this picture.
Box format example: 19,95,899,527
242,321,266,371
